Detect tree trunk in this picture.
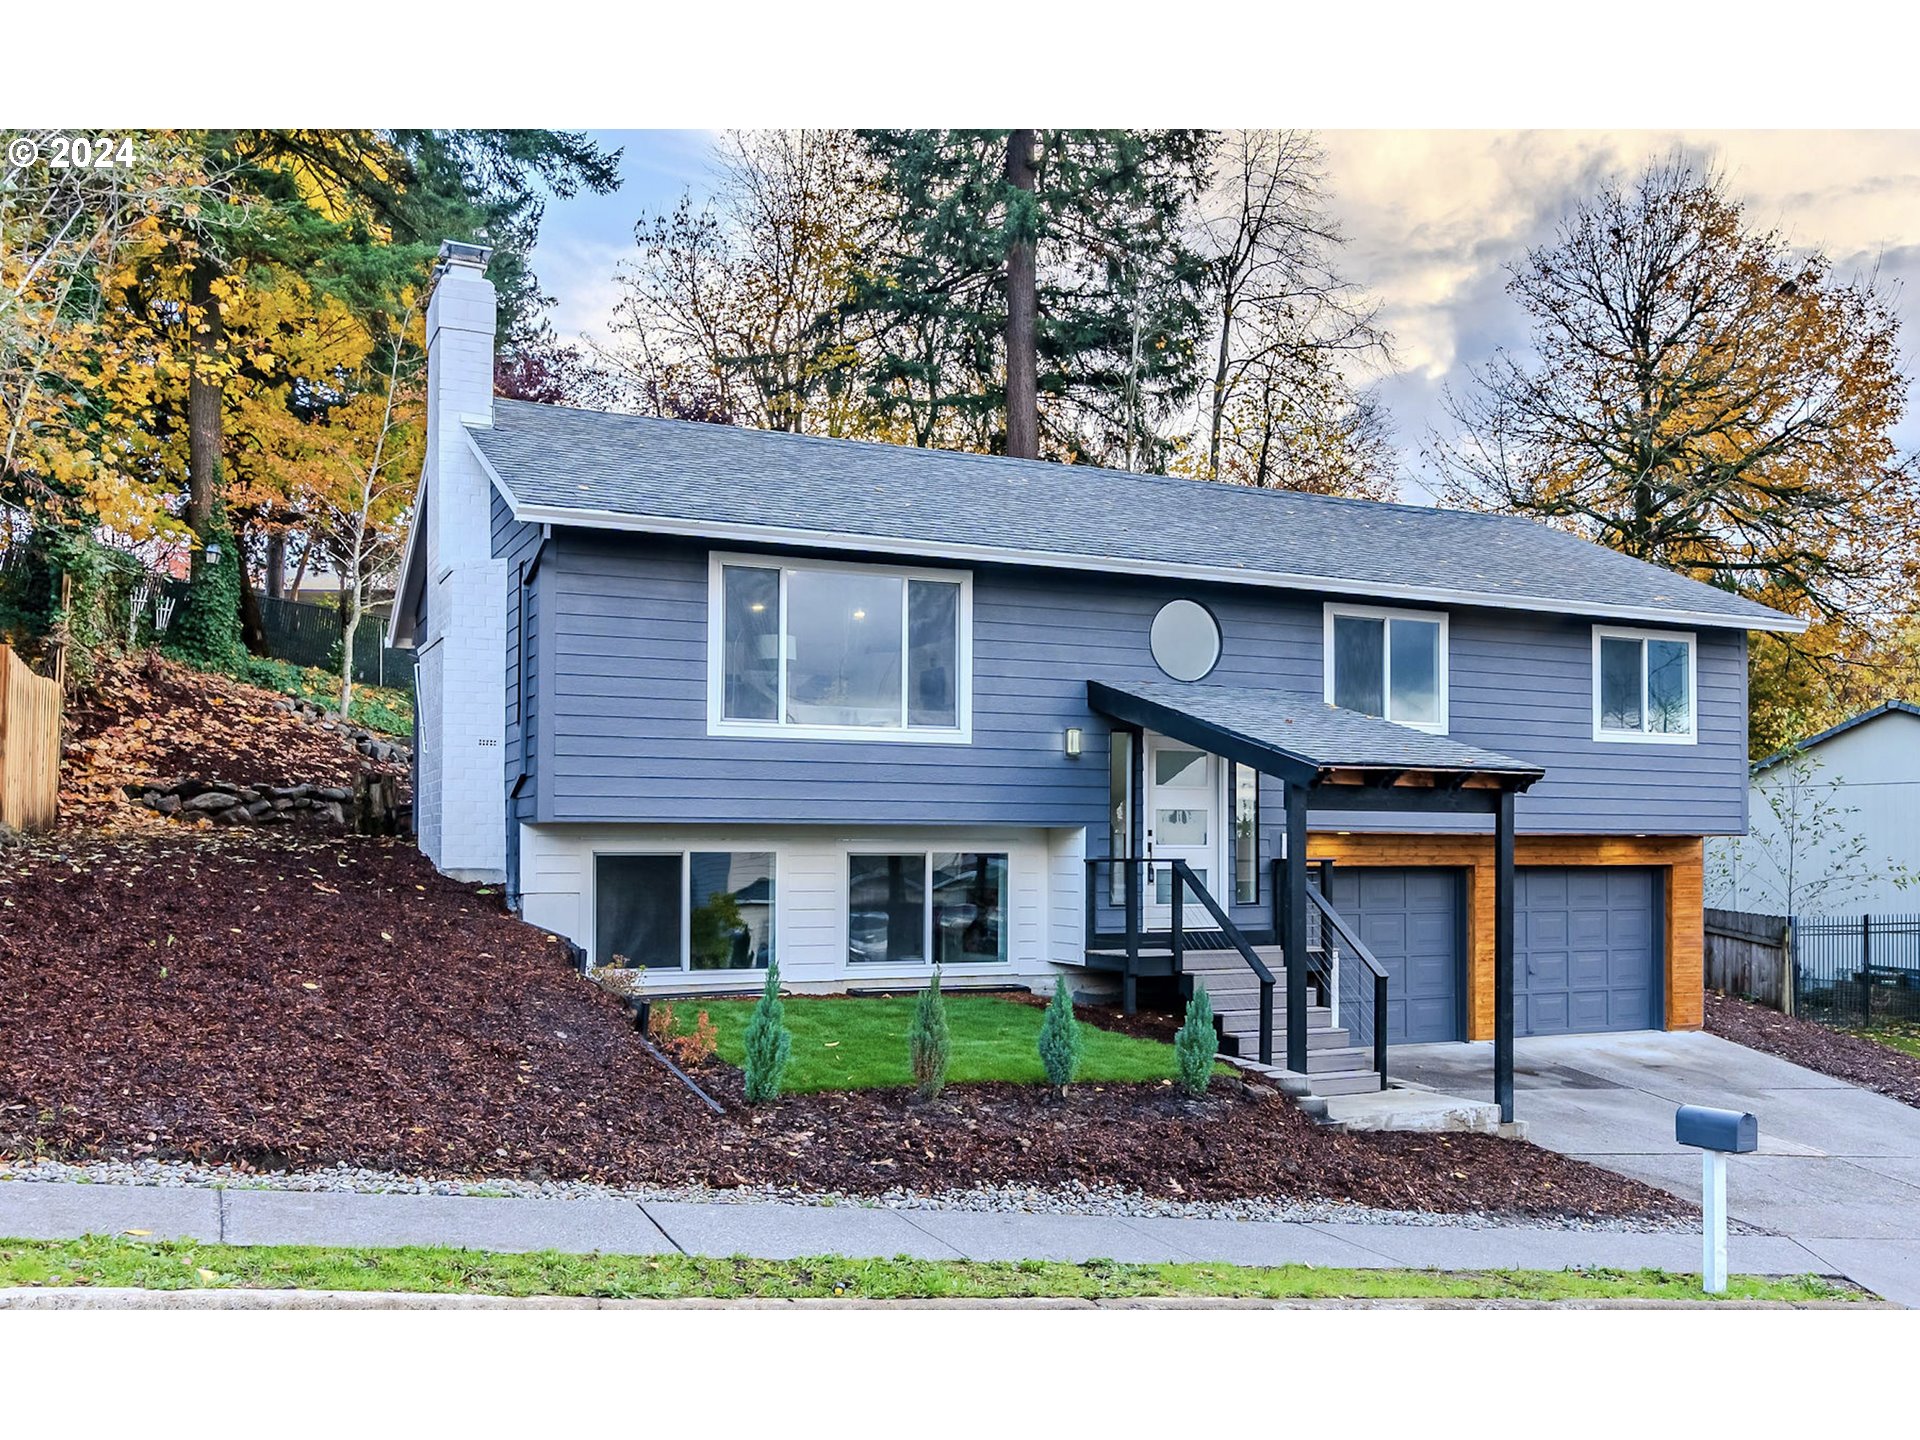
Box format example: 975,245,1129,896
265,532,286,599
186,257,223,542
1208,291,1235,479
236,524,269,655
1004,129,1039,460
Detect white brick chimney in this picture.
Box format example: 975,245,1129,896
415,240,507,881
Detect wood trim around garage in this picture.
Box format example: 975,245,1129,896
1305,832,1705,1039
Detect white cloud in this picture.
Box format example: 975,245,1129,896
1317,130,1920,499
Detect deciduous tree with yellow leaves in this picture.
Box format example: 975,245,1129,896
1434,156,1919,754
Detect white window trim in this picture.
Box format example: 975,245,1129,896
589,847,777,972
844,850,1012,969
707,551,973,744
1322,602,1450,734
1592,625,1698,745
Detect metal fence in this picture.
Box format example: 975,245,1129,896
252,593,415,690
1792,913,1920,1028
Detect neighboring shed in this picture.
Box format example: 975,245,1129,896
1707,701,1920,916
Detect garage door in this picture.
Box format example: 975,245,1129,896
1326,868,1463,1044
1517,868,1659,1035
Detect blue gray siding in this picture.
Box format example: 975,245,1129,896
532,529,1749,853
493,490,544,825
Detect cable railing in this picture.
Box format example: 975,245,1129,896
1304,884,1389,1090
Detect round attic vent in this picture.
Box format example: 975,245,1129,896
1149,599,1221,682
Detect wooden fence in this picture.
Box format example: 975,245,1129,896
1705,907,1793,1014
0,643,61,832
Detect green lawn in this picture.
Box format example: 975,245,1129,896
1870,1023,1920,1060
0,1236,1859,1303
668,994,1195,1093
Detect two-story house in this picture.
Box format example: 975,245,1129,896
393,243,1803,1112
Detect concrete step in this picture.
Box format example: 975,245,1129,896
1308,1069,1386,1096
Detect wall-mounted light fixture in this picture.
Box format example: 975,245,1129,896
1064,726,1083,759
204,541,224,566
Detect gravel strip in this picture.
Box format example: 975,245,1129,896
0,1156,1701,1233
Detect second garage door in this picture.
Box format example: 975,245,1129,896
1326,867,1464,1044
1517,867,1660,1035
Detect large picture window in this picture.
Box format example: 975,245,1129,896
1324,604,1447,732
848,851,1008,967
710,554,970,741
595,851,775,971
1593,627,1695,743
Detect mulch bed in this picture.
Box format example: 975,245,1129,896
0,830,1683,1220
60,653,406,828
1706,993,1920,1110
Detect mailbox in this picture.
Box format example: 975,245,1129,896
1676,1105,1757,1154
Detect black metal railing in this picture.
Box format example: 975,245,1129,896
1793,913,1920,1029
1169,859,1276,1066
1082,855,1275,1064
1305,884,1389,1090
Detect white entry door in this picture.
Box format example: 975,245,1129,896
1144,733,1222,927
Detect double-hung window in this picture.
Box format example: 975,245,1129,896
1324,604,1448,732
710,554,970,741
1593,627,1696,743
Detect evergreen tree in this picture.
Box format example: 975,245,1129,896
741,960,792,1104
908,968,951,1101
1037,977,1082,1094
1174,985,1218,1097
851,130,1211,469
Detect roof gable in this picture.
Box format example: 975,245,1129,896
469,399,1803,634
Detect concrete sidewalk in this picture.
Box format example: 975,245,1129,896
0,1180,1887,1298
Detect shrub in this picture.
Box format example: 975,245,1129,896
908,969,951,1101
1037,978,1081,1093
741,960,792,1104
1175,984,1218,1097
651,1005,718,1067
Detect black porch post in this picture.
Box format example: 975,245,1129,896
1124,723,1146,1014
1284,781,1309,1073
1494,788,1516,1123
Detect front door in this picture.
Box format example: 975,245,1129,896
1144,733,1221,928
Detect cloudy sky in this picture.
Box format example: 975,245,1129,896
532,129,1920,501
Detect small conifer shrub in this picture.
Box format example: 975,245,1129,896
741,960,792,1103
908,969,952,1100
1037,978,1082,1094
1174,984,1218,1097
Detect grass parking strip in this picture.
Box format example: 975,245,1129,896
0,1235,1863,1303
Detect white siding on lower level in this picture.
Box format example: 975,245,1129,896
517,822,1084,995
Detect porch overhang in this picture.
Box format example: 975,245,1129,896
1085,679,1544,805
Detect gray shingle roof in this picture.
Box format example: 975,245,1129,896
471,399,1800,632
1088,679,1544,782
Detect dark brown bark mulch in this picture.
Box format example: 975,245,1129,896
0,830,1683,1221
1706,993,1920,1110
60,653,406,828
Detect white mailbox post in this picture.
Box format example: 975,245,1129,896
1675,1105,1759,1294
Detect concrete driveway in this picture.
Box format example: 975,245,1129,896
1393,1030,1920,1304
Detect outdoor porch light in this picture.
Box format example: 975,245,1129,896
1064,726,1083,758
204,540,224,565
